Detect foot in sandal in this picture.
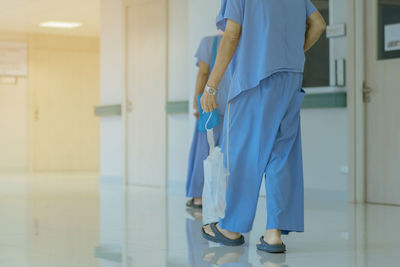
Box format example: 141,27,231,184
202,222,244,246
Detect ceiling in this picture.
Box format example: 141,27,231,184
0,0,100,36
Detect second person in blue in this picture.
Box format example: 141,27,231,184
186,29,232,209
200,0,326,253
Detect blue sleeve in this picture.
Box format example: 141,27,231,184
216,0,244,31
195,37,212,67
306,0,317,18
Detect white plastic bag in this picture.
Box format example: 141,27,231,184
202,129,227,225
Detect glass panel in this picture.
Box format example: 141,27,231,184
303,0,330,88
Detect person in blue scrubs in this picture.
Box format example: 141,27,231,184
186,31,231,209
200,0,326,252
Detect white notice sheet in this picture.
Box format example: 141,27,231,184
0,42,28,76
385,23,400,52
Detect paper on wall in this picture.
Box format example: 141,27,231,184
385,23,400,52
0,42,27,76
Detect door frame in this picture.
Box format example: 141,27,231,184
347,0,366,203
121,0,129,185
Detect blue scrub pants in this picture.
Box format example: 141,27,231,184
219,72,305,234
186,118,223,198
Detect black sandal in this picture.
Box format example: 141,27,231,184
256,236,286,253
186,198,202,209
202,222,245,246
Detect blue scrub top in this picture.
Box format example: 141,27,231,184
195,35,231,114
217,0,317,101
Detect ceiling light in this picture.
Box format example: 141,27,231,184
39,21,82,29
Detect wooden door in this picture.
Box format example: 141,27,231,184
31,35,100,171
364,0,400,205
126,0,167,186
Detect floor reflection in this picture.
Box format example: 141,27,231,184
256,251,287,267
184,208,289,267
1,173,400,267
186,216,212,267
185,208,253,267
202,246,248,266
97,175,126,267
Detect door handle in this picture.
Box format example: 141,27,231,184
34,107,39,121
363,82,374,103
126,100,133,112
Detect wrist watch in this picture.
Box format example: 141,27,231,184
205,85,218,96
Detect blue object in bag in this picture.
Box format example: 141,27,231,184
197,94,220,132
197,36,220,132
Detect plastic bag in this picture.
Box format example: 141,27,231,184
202,129,227,225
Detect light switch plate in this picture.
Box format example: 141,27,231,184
326,24,346,38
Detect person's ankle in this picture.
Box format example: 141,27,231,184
194,197,202,205
216,224,241,239
264,229,282,245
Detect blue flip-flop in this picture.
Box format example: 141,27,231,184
256,236,286,253
202,222,245,246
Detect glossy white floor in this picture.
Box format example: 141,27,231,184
1,172,399,267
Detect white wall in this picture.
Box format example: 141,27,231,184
98,3,128,262
167,0,191,184
167,0,221,186
0,34,29,171
0,78,28,170
302,109,348,194
99,0,126,178
187,0,221,130
168,0,189,102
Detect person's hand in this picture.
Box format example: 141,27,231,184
200,91,218,113
193,96,199,118
193,109,199,118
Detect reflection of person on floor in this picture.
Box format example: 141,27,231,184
186,210,252,267
186,28,232,209
257,251,288,267
201,0,326,253
202,238,252,267
186,217,212,267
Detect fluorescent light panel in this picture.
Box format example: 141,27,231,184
39,21,82,29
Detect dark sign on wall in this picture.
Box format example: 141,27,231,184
378,0,400,60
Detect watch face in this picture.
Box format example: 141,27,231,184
208,87,217,95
